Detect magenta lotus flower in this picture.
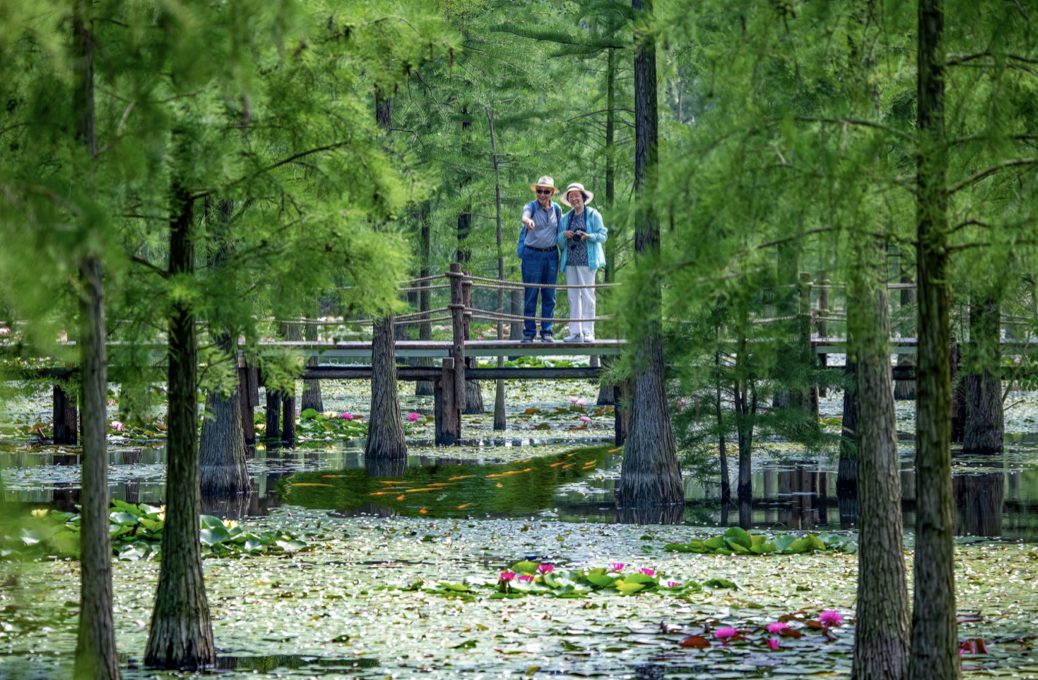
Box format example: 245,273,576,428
340,412,354,420
107,399,115,406
576,398,587,406
109,421,125,432
407,412,420,422
666,581,682,588
714,627,738,644
638,568,655,576
500,571,516,582
766,622,789,634
819,610,843,627
609,563,625,572
517,574,534,582
570,397,580,403
767,638,780,650
579,416,591,422
537,564,554,574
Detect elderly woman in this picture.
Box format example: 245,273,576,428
557,182,608,342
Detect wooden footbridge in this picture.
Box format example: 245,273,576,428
3,263,1035,447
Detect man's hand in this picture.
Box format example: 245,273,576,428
522,216,536,229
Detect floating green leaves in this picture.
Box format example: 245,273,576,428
664,528,857,556
1,501,310,561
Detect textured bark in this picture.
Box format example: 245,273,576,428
849,258,910,680
53,385,79,445
366,316,407,459
199,357,250,495
463,380,484,414
145,185,216,670
838,363,858,493
70,7,118,678
281,324,300,446
910,2,961,677
264,385,281,441
596,48,619,408
301,321,323,412
963,298,1003,454
716,353,731,503
416,203,434,396
75,256,120,680
734,370,756,503
616,0,683,508
613,381,631,446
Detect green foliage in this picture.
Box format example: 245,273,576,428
665,529,856,557
1,502,311,560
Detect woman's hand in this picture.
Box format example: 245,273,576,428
563,230,575,239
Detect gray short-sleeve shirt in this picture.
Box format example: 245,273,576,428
522,202,560,250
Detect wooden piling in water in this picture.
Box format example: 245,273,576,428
435,357,460,445
52,384,78,445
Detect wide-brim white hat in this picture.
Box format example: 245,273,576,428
529,175,559,193
560,182,593,207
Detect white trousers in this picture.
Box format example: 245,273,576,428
565,266,597,338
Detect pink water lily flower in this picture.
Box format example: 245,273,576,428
638,568,655,576
766,622,789,634
109,421,125,432
576,398,587,406
500,571,516,582
517,574,534,582
537,564,554,575
609,563,625,573
714,627,738,644
767,638,781,650
340,412,354,420
579,416,591,422
570,397,580,403
819,610,843,627
407,412,421,422
666,581,682,588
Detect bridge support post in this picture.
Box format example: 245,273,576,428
435,357,460,445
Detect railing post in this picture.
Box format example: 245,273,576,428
448,263,467,412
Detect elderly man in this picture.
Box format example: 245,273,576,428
517,176,562,343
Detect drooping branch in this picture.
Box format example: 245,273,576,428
794,116,916,142
946,157,1038,195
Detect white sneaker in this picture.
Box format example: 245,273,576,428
582,335,595,342
563,334,583,343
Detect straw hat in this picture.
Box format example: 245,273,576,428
560,182,593,207
529,175,559,194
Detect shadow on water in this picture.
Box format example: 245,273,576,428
212,656,379,672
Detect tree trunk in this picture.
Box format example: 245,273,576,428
75,255,120,680
199,339,250,496
616,0,683,508
734,358,756,503
145,184,215,670
838,363,858,493
963,297,1003,453
264,384,281,441
487,107,507,432
198,199,250,495
70,7,119,678
302,320,323,412
597,47,619,407
366,316,407,459
849,247,909,680
910,2,960,677
715,352,731,503
280,323,300,446
53,385,79,445
415,202,434,396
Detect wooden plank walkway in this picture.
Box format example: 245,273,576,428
261,339,626,359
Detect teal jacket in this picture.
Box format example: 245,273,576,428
558,207,608,271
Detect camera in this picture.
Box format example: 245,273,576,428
573,232,584,242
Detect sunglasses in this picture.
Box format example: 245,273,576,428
536,189,553,195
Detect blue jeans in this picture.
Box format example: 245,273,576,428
521,247,558,337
